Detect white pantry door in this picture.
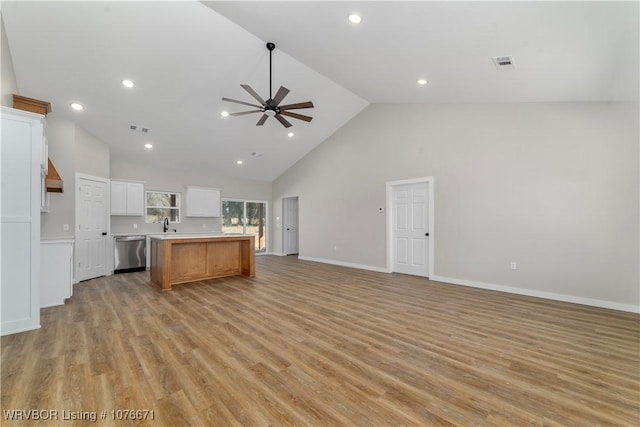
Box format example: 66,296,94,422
391,182,429,276
76,177,107,281
283,197,299,255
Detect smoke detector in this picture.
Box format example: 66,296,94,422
492,55,515,70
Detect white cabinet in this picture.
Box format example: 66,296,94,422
111,180,144,216
1,107,43,335
40,239,74,307
186,186,221,217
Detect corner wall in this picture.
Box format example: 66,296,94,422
272,102,640,310
0,14,18,107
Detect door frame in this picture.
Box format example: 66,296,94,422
283,196,299,255
386,177,435,277
74,173,110,283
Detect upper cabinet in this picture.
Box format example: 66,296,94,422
186,186,221,217
111,180,144,216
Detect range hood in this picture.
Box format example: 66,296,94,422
45,159,63,192
13,95,63,193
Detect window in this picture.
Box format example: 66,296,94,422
222,199,267,253
146,191,181,223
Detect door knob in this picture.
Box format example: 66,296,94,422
425,233,429,237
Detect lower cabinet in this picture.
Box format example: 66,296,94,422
40,239,74,307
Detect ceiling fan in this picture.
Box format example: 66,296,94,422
222,42,314,128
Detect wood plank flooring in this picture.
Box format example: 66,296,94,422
2,255,639,426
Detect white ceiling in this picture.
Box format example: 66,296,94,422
3,1,638,181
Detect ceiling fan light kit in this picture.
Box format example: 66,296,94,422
222,42,314,128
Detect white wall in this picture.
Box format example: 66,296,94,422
110,159,272,235
74,126,110,178
0,14,18,107
40,115,75,237
40,118,111,238
272,102,639,310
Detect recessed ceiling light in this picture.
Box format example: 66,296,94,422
348,13,362,24
236,160,243,165
70,102,84,111
122,79,134,88
144,143,153,150
221,111,229,117
287,132,294,138
417,79,427,86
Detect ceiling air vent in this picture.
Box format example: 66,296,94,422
129,124,150,133
492,55,515,70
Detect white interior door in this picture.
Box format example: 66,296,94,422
76,176,107,281
283,197,299,255
391,182,429,276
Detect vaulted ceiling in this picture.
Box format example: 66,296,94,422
3,1,638,181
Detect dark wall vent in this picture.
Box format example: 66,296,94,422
492,55,515,70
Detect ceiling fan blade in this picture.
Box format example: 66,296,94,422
275,114,293,128
280,111,313,122
240,84,266,105
256,114,268,126
271,86,290,106
279,101,314,110
222,97,262,109
230,110,262,116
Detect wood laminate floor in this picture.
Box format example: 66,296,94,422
1,256,639,426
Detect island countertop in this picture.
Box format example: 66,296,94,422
149,234,255,290
148,233,244,240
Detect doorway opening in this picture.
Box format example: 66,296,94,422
283,197,299,255
386,177,434,277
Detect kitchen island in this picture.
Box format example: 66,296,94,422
149,234,255,290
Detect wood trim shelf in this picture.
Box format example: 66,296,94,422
12,94,51,116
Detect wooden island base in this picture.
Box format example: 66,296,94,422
150,235,255,290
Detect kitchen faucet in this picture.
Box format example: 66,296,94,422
163,217,169,232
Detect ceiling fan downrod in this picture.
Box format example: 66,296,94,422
267,42,275,103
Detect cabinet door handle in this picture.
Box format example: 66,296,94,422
102,232,107,236
425,233,429,237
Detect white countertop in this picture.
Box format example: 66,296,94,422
111,231,224,237
41,237,75,244
149,233,247,240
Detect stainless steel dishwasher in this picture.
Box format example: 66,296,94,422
114,236,146,273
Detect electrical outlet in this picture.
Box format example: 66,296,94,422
133,223,138,229
510,262,517,270
63,224,69,231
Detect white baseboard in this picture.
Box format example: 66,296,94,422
285,256,639,314
268,252,287,257
430,275,640,314
298,256,388,273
